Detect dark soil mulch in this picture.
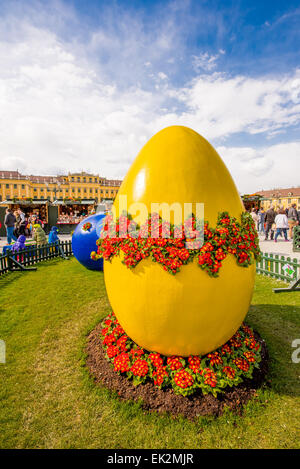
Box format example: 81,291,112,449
86,323,269,420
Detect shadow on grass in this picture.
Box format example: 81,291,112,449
247,303,300,397
0,259,64,288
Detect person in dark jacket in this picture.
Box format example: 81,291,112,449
4,208,17,245
264,206,276,240
287,204,299,239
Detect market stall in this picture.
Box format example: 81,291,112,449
52,198,96,234
241,194,262,212
0,198,50,232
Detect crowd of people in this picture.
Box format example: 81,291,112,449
3,207,59,249
3,208,47,244
250,203,300,242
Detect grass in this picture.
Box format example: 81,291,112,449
0,257,299,449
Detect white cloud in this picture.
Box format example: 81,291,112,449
0,9,299,194
192,52,220,72
167,71,300,139
217,143,300,193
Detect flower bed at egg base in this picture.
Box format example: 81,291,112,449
86,315,269,419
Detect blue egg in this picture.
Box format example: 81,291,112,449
72,213,105,271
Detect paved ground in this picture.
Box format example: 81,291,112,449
1,232,299,260
258,233,300,260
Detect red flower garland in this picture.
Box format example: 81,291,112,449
82,222,92,232
93,211,261,277
100,312,262,397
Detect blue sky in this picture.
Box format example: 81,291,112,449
0,0,299,192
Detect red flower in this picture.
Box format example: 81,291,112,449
174,369,194,389
103,333,116,346
95,211,260,278
114,352,130,373
153,366,168,386
106,345,120,358
233,358,250,372
222,366,236,379
188,356,201,373
221,344,232,355
207,351,223,366
202,368,217,387
131,359,149,377
101,313,261,397
244,351,256,363
167,356,184,370
149,352,164,368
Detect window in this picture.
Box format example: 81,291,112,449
78,188,81,193
83,177,86,182
6,184,9,188
288,199,291,204
77,177,80,182
66,189,69,193
22,184,25,189
14,184,17,189
84,188,87,193
34,188,37,192
41,196,44,199
95,189,98,193
72,188,75,193
34,196,37,199
71,177,74,182
40,188,44,192
89,178,92,183
90,188,92,193
94,178,97,183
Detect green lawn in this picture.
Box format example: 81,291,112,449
0,258,299,449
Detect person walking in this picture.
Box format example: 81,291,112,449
274,209,289,242
4,208,17,245
264,206,276,240
287,204,299,239
258,208,265,234
250,208,259,230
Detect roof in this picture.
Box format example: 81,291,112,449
0,170,26,179
0,170,122,186
27,175,60,184
257,187,300,198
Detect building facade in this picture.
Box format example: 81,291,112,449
0,171,122,203
257,187,300,211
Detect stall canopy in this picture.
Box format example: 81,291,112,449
52,199,96,205
0,199,49,205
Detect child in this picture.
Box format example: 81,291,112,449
48,226,59,244
33,224,47,246
11,235,26,252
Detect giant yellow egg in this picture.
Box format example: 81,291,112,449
104,126,255,356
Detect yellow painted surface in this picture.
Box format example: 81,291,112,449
104,126,256,356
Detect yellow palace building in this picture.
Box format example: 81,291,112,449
257,187,300,211
0,170,121,203
0,170,122,235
